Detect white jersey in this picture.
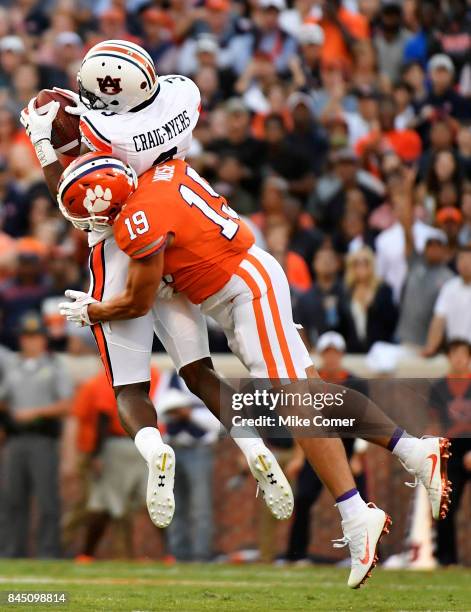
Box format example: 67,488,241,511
79,74,200,246
79,75,201,177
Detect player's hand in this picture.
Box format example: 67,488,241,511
59,290,98,327
20,97,60,145
158,280,174,300
53,87,88,116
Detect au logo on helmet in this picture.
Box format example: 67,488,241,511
97,75,122,94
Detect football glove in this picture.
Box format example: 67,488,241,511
53,87,88,116
20,97,60,145
157,280,174,300
59,290,98,327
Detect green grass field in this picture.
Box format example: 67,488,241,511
0,561,468,612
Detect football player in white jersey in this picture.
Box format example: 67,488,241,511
20,40,296,530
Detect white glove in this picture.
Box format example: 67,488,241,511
59,290,98,327
20,97,60,145
157,280,175,300
53,87,88,116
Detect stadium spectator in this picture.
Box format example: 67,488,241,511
0,156,28,239
71,369,159,561
459,182,471,246
312,0,369,69
436,207,462,270
0,36,26,91
428,339,471,565
309,147,383,234
261,113,315,201
397,233,454,348
403,0,440,67
158,388,219,562
0,250,49,349
206,97,265,192
214,153,256,215
0,312,72,558
264,216,312,295
285,92,328,175
138,9,177,74
295,245,353,349
375,167,438,302
416,54,471,142
344,246,397,353
423,246,471,355
289,23,324,92
374,0,411,85
355,95,422,168
230,0,297,77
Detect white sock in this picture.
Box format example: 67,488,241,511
336,491,368,521
134,427,164,463
391,435,419,464
230,425,267,457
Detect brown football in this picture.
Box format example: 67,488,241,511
35,89,81,157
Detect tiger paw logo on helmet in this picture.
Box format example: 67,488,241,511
83,185,113,213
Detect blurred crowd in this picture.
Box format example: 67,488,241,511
0,0,471,355
0,0,470,564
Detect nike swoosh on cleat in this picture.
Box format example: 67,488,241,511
359,532,370,565
427,453,438,485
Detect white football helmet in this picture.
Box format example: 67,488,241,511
78,40,159,113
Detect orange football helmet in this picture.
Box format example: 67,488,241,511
57,152,138,231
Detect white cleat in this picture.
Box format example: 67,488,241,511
248,448,294,520
400,437,452,520
146,445,175,529
333,503,392,589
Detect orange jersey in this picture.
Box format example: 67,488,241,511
114,160,255,304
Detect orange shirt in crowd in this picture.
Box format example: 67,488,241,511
251,109,293,140
308,8,369,67
73,368,160,453
285,251,312,292
355,129,422,164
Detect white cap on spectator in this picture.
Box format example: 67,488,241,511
297,23,324,46
287,91,314,112
55,31,82,47
316,331,346,353
196,34,219,55
428,53,455,75
225,97,248,114
425,228,448,245
259,0,286,11
159,389,193,415
0,36,25,54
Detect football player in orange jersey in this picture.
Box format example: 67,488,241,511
56,153,451,589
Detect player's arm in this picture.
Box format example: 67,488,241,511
20,98,65,198
422,315,446,357
88,250,165,322
59,244,166,327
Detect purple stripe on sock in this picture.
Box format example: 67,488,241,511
387,427,405,451
336,488,358,504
